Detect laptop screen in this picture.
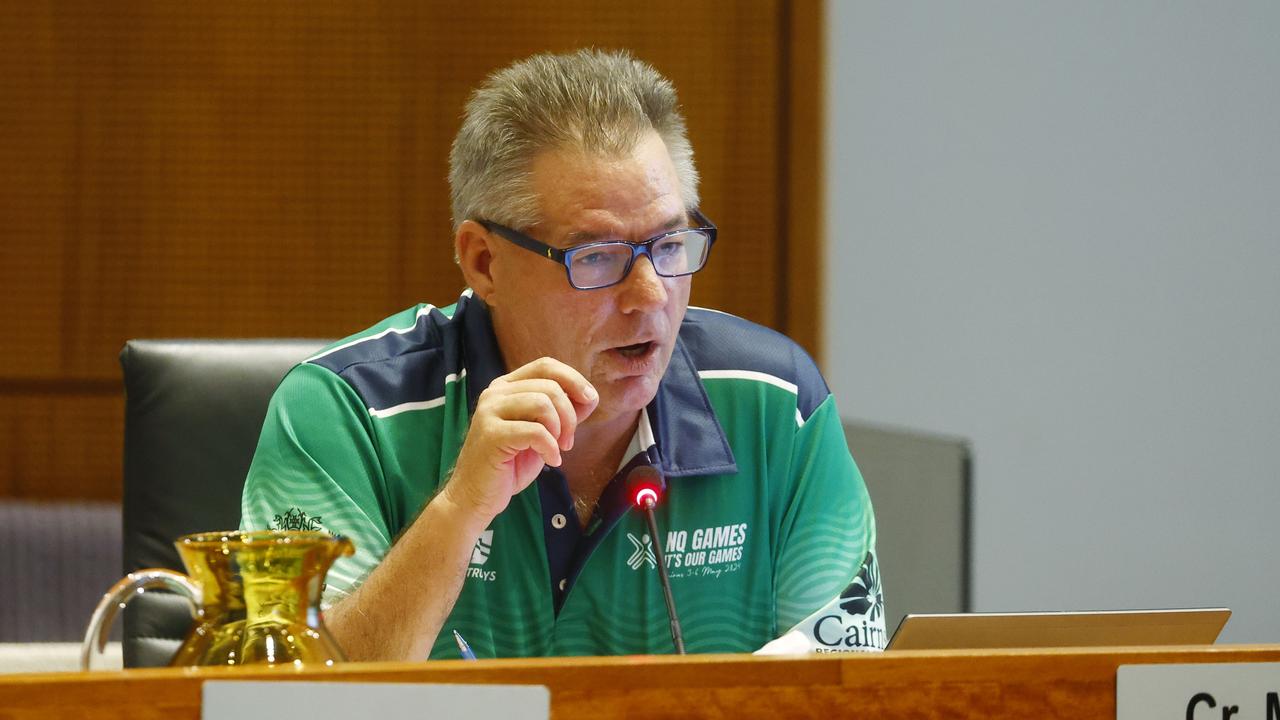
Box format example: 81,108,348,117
886,608,1231,650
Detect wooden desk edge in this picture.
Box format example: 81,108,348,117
2,645,1277,719
5,644,1279,686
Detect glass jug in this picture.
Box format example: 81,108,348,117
81,530,353,669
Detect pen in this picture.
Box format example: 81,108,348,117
452,629,477,660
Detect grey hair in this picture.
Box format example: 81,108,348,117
448,48,700,232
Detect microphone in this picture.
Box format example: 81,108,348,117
627,465,685,655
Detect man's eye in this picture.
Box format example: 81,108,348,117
654,239,685,256
574,250,614,266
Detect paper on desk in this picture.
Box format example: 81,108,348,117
202,681,549,720
753,629,813,655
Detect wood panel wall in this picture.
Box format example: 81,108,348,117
0,1,824,501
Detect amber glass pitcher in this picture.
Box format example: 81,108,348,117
81,530,353,669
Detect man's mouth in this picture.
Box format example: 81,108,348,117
615,341,655,359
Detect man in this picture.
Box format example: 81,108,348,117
241,49,883,660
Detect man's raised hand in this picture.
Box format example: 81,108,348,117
440,357,598,525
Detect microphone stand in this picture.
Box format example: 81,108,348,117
639,496,686,655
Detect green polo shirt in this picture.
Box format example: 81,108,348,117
241,291,884,658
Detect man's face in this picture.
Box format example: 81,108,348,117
484,132,692,428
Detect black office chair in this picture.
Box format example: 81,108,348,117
844,421,971,637
119,338,329,667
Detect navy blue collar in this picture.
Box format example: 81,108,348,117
646,335,738,477
460,292,508,417
459,294,737,479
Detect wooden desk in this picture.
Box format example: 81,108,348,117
1,645,1277,719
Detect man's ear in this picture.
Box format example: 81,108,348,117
455,220,498,304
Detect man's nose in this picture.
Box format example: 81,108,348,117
617,255,669,311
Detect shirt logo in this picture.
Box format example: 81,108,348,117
662,522,748,579
625,532,657,570
466,530,497,582
273,507,324,531
470,529,494,566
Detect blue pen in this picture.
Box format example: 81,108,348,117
452,629,477,660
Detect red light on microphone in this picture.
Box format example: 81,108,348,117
632,484,660,509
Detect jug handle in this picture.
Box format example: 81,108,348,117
80,568,203,671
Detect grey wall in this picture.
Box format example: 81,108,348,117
824,1,1280,643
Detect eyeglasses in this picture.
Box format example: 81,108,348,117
477,209,717,290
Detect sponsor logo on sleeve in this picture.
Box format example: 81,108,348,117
807,551,887,652
838,550,884,622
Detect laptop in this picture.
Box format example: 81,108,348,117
885,608,1231,650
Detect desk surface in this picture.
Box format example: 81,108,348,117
1,645,1277,719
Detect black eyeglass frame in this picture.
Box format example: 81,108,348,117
477,209,717,290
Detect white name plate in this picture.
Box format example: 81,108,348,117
1117,663,1280,720
203,680,549,720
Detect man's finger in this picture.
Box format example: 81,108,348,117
497,419,562,470
489,377,579,450
505,357,598,409
489,391,564,442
